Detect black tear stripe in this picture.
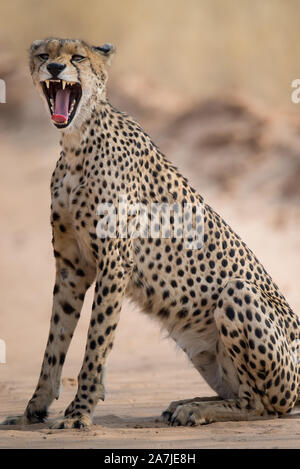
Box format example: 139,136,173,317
73,62,81,84
38,53,47,73
89,60,98,79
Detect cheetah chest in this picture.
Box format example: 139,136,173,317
51,170,96,265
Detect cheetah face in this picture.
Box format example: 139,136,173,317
29,38,115,130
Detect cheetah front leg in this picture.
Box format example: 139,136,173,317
1,235,96,426
51,240,132,429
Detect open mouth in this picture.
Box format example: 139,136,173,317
41,79,82,128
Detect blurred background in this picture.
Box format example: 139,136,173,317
2,0,300,105
0,0,300,448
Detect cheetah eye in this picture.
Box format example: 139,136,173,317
71,55,86,63
38,53,49,61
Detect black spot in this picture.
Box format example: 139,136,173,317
226,306,235,321
238,312,244,323
271,396,278,405
54,314,60,324
97,313,104,324
244,295,251,304
158,308,170,318
255,328,262,339
249,339,255,350
246,309,253,321
90,340,96,350
177,309,188,318
76,269,85,277
193,309,201,316
97,336,104,346
61,302,75,315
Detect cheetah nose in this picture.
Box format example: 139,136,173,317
47,63,66,78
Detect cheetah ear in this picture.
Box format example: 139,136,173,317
30,39,45,52
29,39,45,73
93,43,115,66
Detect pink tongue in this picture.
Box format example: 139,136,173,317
52,89,71,124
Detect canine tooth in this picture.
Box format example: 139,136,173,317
46,80,50,89
62,81,66,90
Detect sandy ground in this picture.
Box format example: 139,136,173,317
0,106,300,449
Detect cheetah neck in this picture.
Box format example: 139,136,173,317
60,99,110,167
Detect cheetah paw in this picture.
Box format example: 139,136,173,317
169,404,213,426
50,414,92,429
160,398,201,424
0,415,27,426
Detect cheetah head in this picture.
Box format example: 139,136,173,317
29,38,115,130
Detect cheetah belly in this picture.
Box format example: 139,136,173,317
169,322,239,399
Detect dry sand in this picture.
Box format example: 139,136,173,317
0,94,300,448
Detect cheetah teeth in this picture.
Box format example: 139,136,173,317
48,97,75,115
44,80,76,89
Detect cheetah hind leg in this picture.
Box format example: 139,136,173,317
168,279,299,426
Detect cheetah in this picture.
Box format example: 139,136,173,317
1,37,300,429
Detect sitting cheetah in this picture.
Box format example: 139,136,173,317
2,37,299,429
